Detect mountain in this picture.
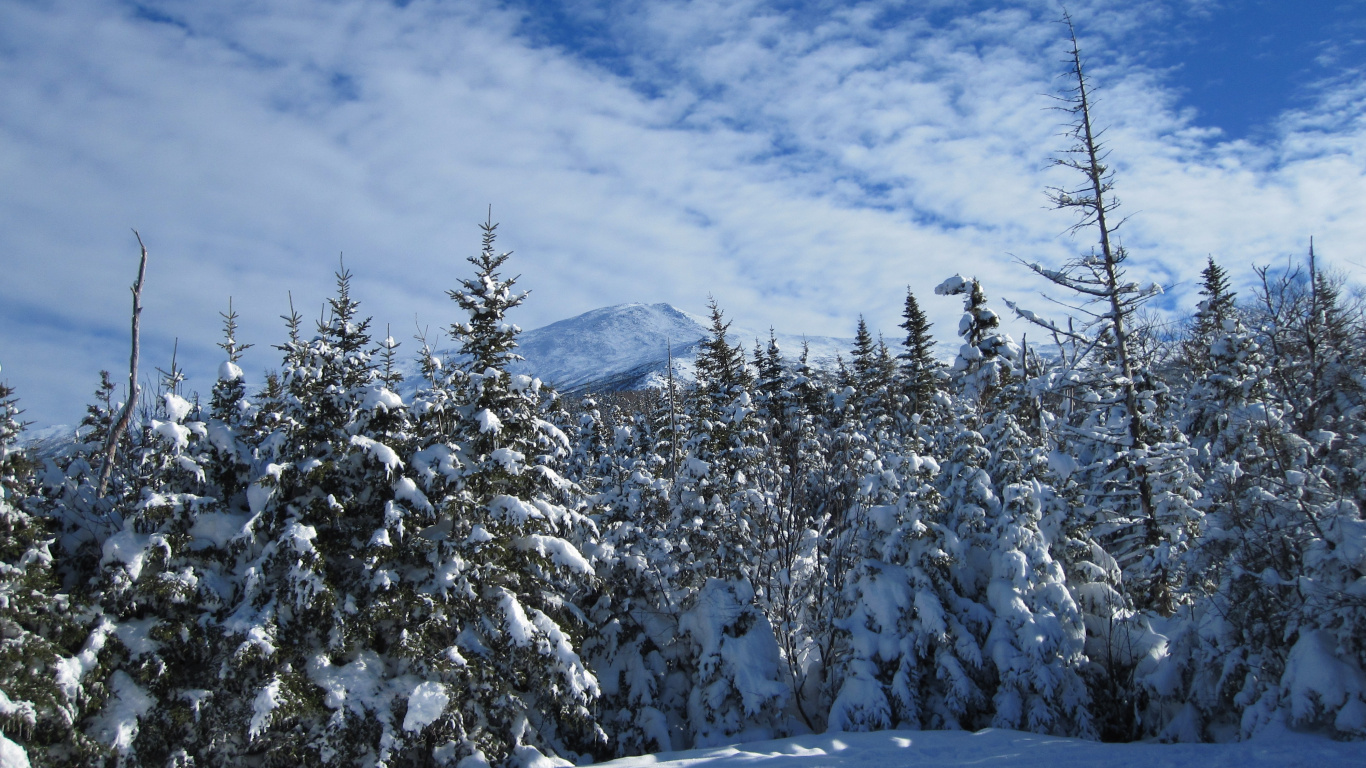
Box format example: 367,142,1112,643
502,302,853,394
24,303,857,448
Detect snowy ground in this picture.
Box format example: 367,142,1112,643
594,728,1361,768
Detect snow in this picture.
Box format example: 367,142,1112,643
362,386,405,411
101,528,152,580
515,534,593,574
0,690,34,730
53,618,113,703
489,495,544,524
218,360,244,381
188,511,251,548
477,409,503,434
0,733,28,768
403,681,450,732
351,434,404,471
594,728,1365,768
394,476,434,514
491,446,525,472
308,650,390,714
249,676,283,738
247,463,283,516
1281,629,1366,730
113,617,163,657
163,392,194,422
283,522,318,553
497,588,537,646
513,745,574,768
1047,450,1080,480
935,274,970,296
88,670,154,755
150,418,192,449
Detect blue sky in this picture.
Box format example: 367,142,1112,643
2,0,1364,429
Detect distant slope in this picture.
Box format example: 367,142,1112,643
500,302,853,395
507,303,709,392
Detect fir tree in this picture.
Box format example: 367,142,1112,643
426,215,602,766
0,381,110,766
1012,17,1202,620
898,288,942,424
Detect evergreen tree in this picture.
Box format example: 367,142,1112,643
1156,258,1366,740
1189,258,1237,364
0,381,110,766
424,216,602,766
1012,17,1202,619
898,288,940,418
205,265,452,766
578,402,681,757
672,301,788,746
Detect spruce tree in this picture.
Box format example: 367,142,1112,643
898,288,942,423
0,382,109,766
1012,17,1202,620
671,300,788,746
209,265,447,766
426,216,602,766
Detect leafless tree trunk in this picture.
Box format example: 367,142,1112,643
97,230,149,498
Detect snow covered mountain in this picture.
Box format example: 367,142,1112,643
496,302,853,395
25,303,854,448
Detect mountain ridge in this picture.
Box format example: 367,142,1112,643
502,302,854,395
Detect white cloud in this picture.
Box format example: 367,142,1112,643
1,0,1363,427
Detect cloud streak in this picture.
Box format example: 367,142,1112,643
2,0,1363,428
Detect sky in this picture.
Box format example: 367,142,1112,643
2,0,1364,430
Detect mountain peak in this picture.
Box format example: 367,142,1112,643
508,303,850,394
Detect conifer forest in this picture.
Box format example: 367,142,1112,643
2,25,1365,768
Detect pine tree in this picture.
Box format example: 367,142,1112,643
898,288,942,423
88,361,229,767
676,299,762,585
578,402,684,757
207,265,449,766
668,301,788,746
424,216,602,766
204,298,256,511
1157,254,1366,740
0,381,110,766
1194,259,1236,345
933,274,1095,737
1012,17,1201,619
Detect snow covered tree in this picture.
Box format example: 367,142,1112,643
829,432,993,732
977,387,1095,738
419,216,602,766
0,382,110,767
578,402,683,757
199,265,458,766
669,301,789,746
745,334,834,732
1154,255,1366,741
935,275,1019,411
931,274,1096,737
1182,258,1238,377
1012,18,1201,619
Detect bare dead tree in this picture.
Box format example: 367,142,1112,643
96,230,149,498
